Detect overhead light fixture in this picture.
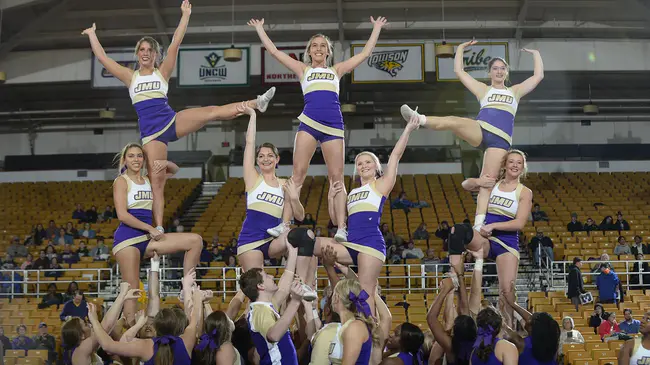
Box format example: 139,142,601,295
435,0,454,58
0,71,6,84
341,104,356,113
583,84,599,115
224,0,242,62
99,107,115,120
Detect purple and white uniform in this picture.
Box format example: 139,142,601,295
112,175,153,257
485,181,523,260
341,181,387,264
476,87,519,150
129,69,178,145
297,66,343,143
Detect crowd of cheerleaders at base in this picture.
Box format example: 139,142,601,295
71,1,650,365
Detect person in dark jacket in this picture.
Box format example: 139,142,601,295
583,217,600,232
567,257,586,311
38,283,64,309
589,303,606,334
567,213,583,233
615,211,631,231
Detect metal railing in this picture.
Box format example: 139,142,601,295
0,267,115,298
548,259,650,294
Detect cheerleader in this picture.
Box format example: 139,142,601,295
401,41,543,232
248,16,388,241
82,0,275,231
111,142,203,324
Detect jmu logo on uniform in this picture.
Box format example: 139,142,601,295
134,191,153,200
348,191,370,204
490,195,514,208
487,94,514,104
133,81,161,93
307,72,335,81
257,192,284,206
636,357,650,365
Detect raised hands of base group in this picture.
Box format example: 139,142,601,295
247,18,265,30
406,114,421,133
459,39,478,48
81,23,96,36
180,0,192,16
370,16,389,29
328,179,344,200
478,174,496,189
282,179,300,201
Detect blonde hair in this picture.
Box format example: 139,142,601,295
303,34,334,66
333,279,381,347
134,36,162,68
498,149,527,181
353,152,383,181
114,143,146,176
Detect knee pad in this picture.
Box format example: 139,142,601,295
448,223,474,255
287,227,315,256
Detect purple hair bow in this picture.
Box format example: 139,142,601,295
195,329,219,351
349,290,372,317
473,326,495,348
154,335,177,346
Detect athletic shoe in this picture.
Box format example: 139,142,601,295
400,104,426,126
256,87,276,113
444,271,460,291
334,227,348,243
301,284,318,302
266,222,288,237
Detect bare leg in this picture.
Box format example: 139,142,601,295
313,237,354,266
474,148,509,229
143,141,168,228
443,291,457,332
145,232,203,275
115,247,141,325
422,116,483,148
357,253,383,314
321,138,347,238
291,131,318,189
496,253,519,328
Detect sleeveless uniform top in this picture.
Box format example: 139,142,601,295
470,339,503,365
298,66,343,137
309,322,341,365
112,175,154,254
248,302,298,365
629,337,650,365
63,346,104,365
519,337,557,365
237,176,284,253
485,181,524,258
476,87,519,145
328,319,373,365
143,336,191,365
342,182,387,262
128,68,177,144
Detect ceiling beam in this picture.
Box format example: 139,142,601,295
0,0,50,11
336,0,345,43
514,0,529,41
0,0,72,61
148,0,170,49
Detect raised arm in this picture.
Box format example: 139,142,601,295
242,106,261,191
283,179,305,222
146,253,160,317
502,282,532,324
461,175,496,192
87,303,152,360
114,177,161,238
267,281,303,342
82,23,134,86
375,289,392,345
454,40,489,99
103,283,143,333
180,286,204,354
482,187,532,235
226,290,247,320
159,0,191,80
327,180,344,226
512,49,544,99
120,310,148,343
333,16,388,77
375,117,419,196
272,240,299,306
450,259,469,316
426,278,455,355
248,18,306,77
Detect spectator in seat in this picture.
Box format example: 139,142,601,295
567,257,586,311
72,204,87,222
0,254,15,270
11,325,34,350
7,236,28,258
45,257,63,278
600,216,617,231
90,238,109,261
413,222,429,240
65,222,79,238
531,203,549,222
589,303,606,334
32,250,50,270
391,191,429,212
32,322,56,365
85,205,98,224
598,312,620,340
45,245,58,261
615,211,630,231
380,223,403,248
59,290,88,322
211,244,223,262
0,270,22,294
222,238,237,262
630,253,650,289
20,254,34,270
78,223,96,239
596,263,621,304
386,241,405,264
422,248,440,273
77,241,90,257
60,244,79,265
300,213,316,229
402,240,424,260
530,230,554,266
630,236,642,257
45,220,58,240
34,223,47,242
38,283,64,309
567,213,583,232
619,308,641,334
0,327,11,353
56,228,73,245
314,226,323,237
434,221,450,251
558,316,585,356
63,282,79,302
614,236,632,256
100,205,114,222
583,217,600,232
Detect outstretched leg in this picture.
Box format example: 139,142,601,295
145,232,203,275
400,105,483,147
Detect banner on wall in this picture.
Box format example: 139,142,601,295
351,43,424,84
436,42,509,81
91,50,136,88
262,46,305,84
177,47,249,87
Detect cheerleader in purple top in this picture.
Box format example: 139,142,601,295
83,0,276,232
401,41,543,235
248,16,387,242
379,323,425,365
87,285,203,365
469,308,518,365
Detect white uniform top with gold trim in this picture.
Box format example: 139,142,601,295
124,175,153,211
476,86,519,146
328,319,372,365
630,337,650,365
129,69,169,105
298,66,344,137
237,176,284,255
112,174,153,255
309,322,341,365
479,86,519,116
340,182,388,262
485,180,524,259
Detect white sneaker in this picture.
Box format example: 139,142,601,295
155,226,165,233
334,228,348,243
301,284,318,302
256,87,276,113
400,104,426,126
266,222,288,237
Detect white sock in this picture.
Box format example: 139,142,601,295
473,214,486,230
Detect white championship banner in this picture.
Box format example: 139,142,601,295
91,50,137,88
351,43,424,84
436,42,509,81
262,46,304,84
177,47,249,87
